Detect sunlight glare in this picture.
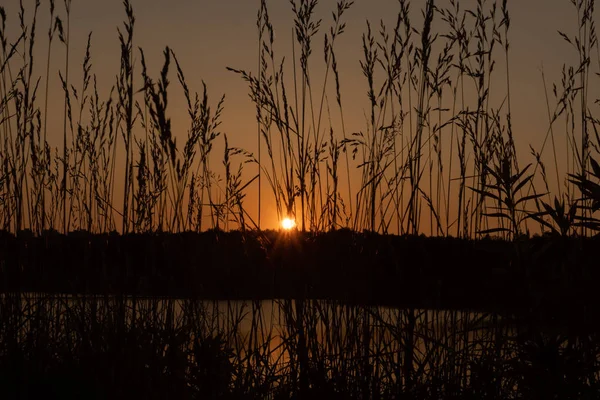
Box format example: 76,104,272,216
281,218,296,231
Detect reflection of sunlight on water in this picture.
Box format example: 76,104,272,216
4,293,518,376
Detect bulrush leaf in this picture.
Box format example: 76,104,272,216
514,193,545,207
590,157,600,179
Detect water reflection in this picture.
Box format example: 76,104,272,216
1,292,596,397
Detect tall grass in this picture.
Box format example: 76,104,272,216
0,0,251,235
1,2,600,398
2,295,600,398
229,0,579,238
0,0,600,237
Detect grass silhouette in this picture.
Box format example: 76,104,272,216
1,0,600,398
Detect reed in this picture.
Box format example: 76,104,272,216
0,0,599,237
2,295,600,398
1,0,600,397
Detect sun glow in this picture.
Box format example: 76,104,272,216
281,218,296,231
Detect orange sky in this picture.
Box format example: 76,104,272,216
1,0,594,232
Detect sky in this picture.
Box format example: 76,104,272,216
1,0,594,232
35,0,576,138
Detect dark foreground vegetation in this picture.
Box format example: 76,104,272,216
3,228,600,398
4,294,600,399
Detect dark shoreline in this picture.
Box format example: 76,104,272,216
1,229,598,330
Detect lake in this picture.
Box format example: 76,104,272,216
0,292,594,398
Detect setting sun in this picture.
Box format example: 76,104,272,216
281,218,296,231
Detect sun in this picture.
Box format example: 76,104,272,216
281,217,296,231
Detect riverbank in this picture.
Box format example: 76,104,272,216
1,229,598,331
